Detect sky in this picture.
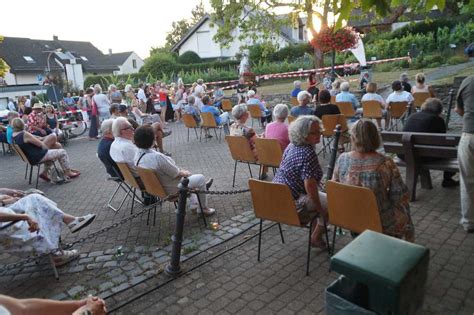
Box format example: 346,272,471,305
2,0,211,59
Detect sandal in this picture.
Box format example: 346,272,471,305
68,214,96,233
53,249,79,267
67,172,80,179
39,173,51,182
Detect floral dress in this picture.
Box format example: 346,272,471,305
333,152,415,241
0,194,64,256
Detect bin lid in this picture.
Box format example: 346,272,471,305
330,230,429,286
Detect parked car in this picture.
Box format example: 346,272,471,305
465,42,474,57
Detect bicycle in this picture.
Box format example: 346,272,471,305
58,109,88,144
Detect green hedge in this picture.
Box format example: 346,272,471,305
177,51,201,64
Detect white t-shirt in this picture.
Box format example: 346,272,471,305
194,85,205,95
361,93,386,107
137,88,147,103
386,91,414,105
93,94,111,116
134,148,180,194
110,137,138,176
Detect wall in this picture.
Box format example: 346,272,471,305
116,52,144,75
179,19,223,59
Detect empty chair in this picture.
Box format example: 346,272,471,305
388,101,409,130
249,179,329,275
336,102,356,119
362,100,384,129
254,138,283,177
247,104,264,128
320,114,348,154
182,113,200,142
326,180,383,254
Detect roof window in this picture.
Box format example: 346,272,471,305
80,56,88,61
23,56,36,63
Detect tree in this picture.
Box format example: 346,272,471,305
164,1,206,49
209,0,447,69
0,36,8,78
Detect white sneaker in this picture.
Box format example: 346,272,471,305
68,214,96,233
54,249,79,267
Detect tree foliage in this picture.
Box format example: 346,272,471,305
164,1,206,49
0,36,8,78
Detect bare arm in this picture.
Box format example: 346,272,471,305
23,131,48,150
304,178,324,213
0,294,85,315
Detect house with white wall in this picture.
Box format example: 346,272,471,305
108,51,144,75
171,14,306,59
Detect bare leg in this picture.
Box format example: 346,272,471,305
43,134,60,149
152,122,165,153
376,118,382,129
160,105,167,124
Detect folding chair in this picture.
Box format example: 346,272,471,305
388,101,409,130
321,114,348,156
11,144,61,189
182,114,200,142
290,97,299,107
413,92,431,109
287,115,296,124
115,162,144,214
247,104,264,128
225,135,258,187
330,95,336,104
200,112,222,142
137,167,208,227
326,180,383,255
254,138,283,177
249,179,329,275
106,175,135,213
221,99,233,112
336,102,357,119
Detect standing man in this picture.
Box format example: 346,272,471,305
7,98,16,111
456,75,474,233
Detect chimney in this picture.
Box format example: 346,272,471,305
108,49,112,55
53,35,58,41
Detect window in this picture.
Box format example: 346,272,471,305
23,56,35,63
132,59,137,69
80,56,88,61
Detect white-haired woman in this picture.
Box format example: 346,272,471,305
92,84,111,122
265,104,290,151
291,80,302,98
247,90,272,125
273,116,328,248
336,81,360,110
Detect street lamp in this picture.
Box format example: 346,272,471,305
43,48,62,105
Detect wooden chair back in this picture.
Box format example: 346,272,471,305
12,144,30,164
249,179,301,227
413,92,430,108
225,135,257,163
182,114,198,128
330,95,336,104
254,138,283,168
247,104,262,119
326,180,383,234
221,99,233,112
290,97,299,107
287,115,296,124
137,167,168,199
388,101,408,119
321,114,346,137
116,162,142,190
362,100,383,119
336,102,356,118
201,112,218,128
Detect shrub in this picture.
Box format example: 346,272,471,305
423,54,445,65
447,55,469,65
270,43,313,62
142,52,177,76
177,51,202,64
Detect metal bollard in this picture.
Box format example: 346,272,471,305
445,89,455,127
165,177,189,276
326,125,342,181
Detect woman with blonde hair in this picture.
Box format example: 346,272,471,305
411,72,435,97
333,119,414,241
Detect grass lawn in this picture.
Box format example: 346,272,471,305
224,64,470,97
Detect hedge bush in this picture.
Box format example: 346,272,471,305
177,51,202,64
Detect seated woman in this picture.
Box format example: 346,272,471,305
411,72,435,97
361,82,389,129
264,104,290,151
273,116,328,248
314,89,340,119
11,118,80,181
133,125,215,216
0,188,96,266
332,119,414,241
45,104,63,140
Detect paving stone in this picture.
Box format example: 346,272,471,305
95,255,114,263
111,283,130,293
68,265,85,273
67,285,85,297
88,251,103,258
78,257,94,265
99,282,114,292
103,261,118,268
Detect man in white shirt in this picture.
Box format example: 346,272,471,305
386,80,414,106
193,79,206,95
7,98,16,111
110,117,138,176
133,125,215,216
136,83,147,111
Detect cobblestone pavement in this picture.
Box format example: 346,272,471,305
1,115,472,314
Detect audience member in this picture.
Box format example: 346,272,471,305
265,104,290,151
400,72,412,93
291,80,302,97
386,80,414,107
236,77,249,103
247,90,272,125
184,95,201,124
133,125,215,216
28,103,52,136
361,82,388,129
291,91,314,117
411,72,435,97
213,86,225,109
97,119,121,178
333,119,414,241
12,118,80,181
93,84,111,122
336,82,360,111
86,88,99,140
110,117,138,176
455,75,474,233
307,72,319,98
330,79,343,96
201,95,230,134
273,116,328,248
314,90,340,119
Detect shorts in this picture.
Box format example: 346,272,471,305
160,101,166,107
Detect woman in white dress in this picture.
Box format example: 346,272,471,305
0,189,95,266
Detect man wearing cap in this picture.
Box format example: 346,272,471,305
28,103,52,136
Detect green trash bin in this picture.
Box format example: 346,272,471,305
330,230,429,315
326,275,377,315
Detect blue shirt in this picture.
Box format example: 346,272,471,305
201,104,221,125
98,137,121,178
290,105,314,117
64,97,75,106
336,91,359,109
291,88,302,97
273,144,323,199
6,125,13,144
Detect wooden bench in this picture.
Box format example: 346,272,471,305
381,131,460,201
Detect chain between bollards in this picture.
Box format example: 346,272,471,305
165,176,189,276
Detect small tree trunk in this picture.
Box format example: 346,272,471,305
313,46,324,73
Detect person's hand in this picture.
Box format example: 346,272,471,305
39,129,46,136
180,169,192,177
0,189,24,197
25,216,39,233
0,195,19,206
73,296,107,315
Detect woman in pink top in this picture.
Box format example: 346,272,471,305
265,104,290,151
